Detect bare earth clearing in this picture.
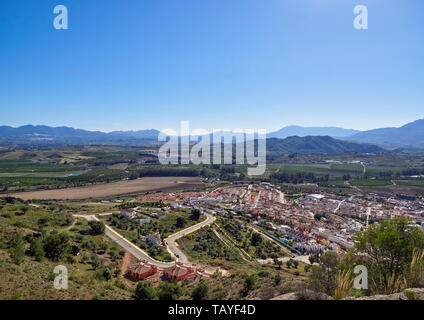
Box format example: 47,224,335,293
8,177,205,200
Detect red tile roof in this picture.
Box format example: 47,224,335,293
127,260,157,276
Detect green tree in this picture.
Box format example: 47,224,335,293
352,217,424,293
43,233,70,261
273,258,282,270
273,273,282,285
191,280,209,300
242,275,256,296
309,251,338,295
251,233,263,246
29,237,45,261
10,234,25,265
157,282,183,300
175,217,186,229
88,220,105,235
135,281,157,300
190,209,201,221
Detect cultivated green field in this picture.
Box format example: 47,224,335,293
350,179,393,186
0,171,85,178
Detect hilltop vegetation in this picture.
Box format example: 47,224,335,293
306,217,424,299
0,197,134,300
266,136,385,157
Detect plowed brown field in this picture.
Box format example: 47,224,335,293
8,177,204,200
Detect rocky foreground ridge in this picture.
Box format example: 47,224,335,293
271,288,424,300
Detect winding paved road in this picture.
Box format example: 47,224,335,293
74,214,174,268
164,212,215,264
74,211,215,267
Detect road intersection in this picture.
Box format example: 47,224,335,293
73,211,215,267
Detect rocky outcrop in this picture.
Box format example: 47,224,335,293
271,288,424,300
271,289,333,300
344,288,424,300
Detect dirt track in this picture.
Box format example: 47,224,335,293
8,177,204,200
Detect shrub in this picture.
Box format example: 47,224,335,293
135,281,157,300
114,278,126,290
88,221,105,235
405,249,424,288
43,233,70,261
211,283,228,300
353,217,424,294
242,275,256,296
97,267,113,281
334,270,353,300
10,234,25,265
29,237,45,262
157,282,182,300
273,273,282,286
257,270,269,277
404,289,419,300
191,280,209,300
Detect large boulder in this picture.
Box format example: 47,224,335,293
271,289,333,300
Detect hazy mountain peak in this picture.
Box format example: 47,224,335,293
348,118,424,148
268,125,360,139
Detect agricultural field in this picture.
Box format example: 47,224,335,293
264,163,363,183
396,179,424,187
0,171,85,178
7,177,205,200
5,145,424,199
273,163,361,176
177,227,244,265
216,217,289,260
350,179,393,187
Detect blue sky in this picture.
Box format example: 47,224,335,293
0,0,423,132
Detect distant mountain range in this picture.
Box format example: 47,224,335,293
347,119,424,148
1,118,424,151
268,119,424,149
268,125,359,139
0,125,161,145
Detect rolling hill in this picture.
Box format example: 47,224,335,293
266,136,386,155
348,119,424,148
